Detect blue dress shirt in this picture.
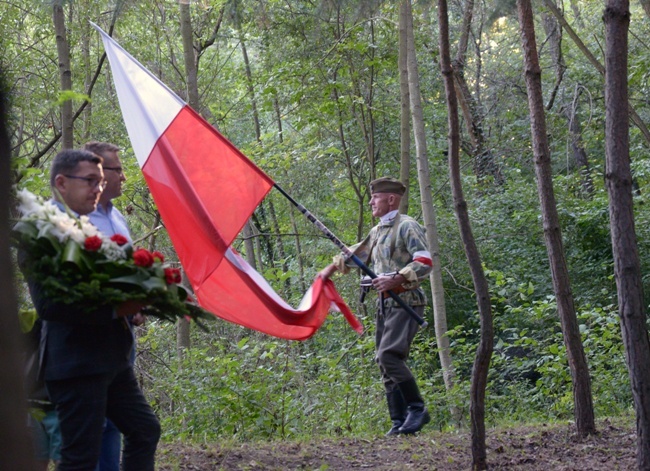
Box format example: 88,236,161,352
89,203,132,243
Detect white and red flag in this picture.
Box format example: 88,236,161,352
94,24,361,340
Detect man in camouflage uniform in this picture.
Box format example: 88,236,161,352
320,177,433,436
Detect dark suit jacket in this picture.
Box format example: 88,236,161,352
22,252,134,381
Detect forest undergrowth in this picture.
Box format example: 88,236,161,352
157,416,637,470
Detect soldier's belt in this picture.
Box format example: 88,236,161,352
380,285,410,299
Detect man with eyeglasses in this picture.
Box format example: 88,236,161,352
84,141,146,471
21,149,160,471
85,141,130,243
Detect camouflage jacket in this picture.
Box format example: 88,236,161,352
334,211,432,307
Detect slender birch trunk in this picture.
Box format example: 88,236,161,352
398,0,411,216
177,0,199,352
404,0,455,392
53,1,73,149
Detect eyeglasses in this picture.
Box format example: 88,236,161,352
103,166,124,174
63,174,105,190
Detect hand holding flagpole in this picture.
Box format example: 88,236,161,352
273,184,428,329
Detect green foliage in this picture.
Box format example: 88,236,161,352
139,320,385,441
443,272,632,427
6,0,647,445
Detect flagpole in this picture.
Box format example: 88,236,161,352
273,184,428,329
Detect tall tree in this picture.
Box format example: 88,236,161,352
398,0,411,215
404,0,455,392
52,0,73,149
179,0,199,110
177,0,197,354
640,0,650,18
438,0,493,468
541,3,565,111
231,0,288,283
80,0,93,141
564,86,594,196
604,0,650,468
176,0,225,353
540,3,593,194
452,0,503,185
516,0,595,436
0,70,35,471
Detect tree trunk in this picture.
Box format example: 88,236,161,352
516,0,595,436
177,0,200,353
233,0,261,142
398,0,411,215
252,214,266,270
541,4,565,111
564,86,594,196
53,1,74,149
271,99,291,295
288,203,306,293
404,0,455,392
438,0,494,470
80,0,92,141
640,0,650,18
335,8,377,184
242,221,257,269
604,1,650,468
179,0,200,110
438,0,493,468
0,71,35,471
332,67,366,242
233,1,262,262
176,316,191,359
176,271,191,360
268,198,290,297
452,0,503,185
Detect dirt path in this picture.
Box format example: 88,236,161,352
158,419,635,470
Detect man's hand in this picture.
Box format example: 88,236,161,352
319,264,338,280
372,273,406,293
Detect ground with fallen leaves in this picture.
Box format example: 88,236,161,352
157,418,636,470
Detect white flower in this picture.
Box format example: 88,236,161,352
102,240,127,261
16,189,127,260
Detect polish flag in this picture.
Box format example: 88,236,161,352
94,24,362,340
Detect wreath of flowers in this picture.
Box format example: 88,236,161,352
13,189,212,328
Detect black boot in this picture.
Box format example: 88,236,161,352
397,378,430,435
385,389,407,437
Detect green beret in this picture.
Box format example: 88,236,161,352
370,177,406,195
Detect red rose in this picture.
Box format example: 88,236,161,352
110,234,129,246
84,235,102,252
152,251,165,263
164,268,182,285
133,248,155,268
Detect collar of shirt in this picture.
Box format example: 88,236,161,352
95,201,114,215
88,202,133,242
379,209,399,226
50,198,78,216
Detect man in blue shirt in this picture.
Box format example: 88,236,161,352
85,141,144,471
86,142,131,244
